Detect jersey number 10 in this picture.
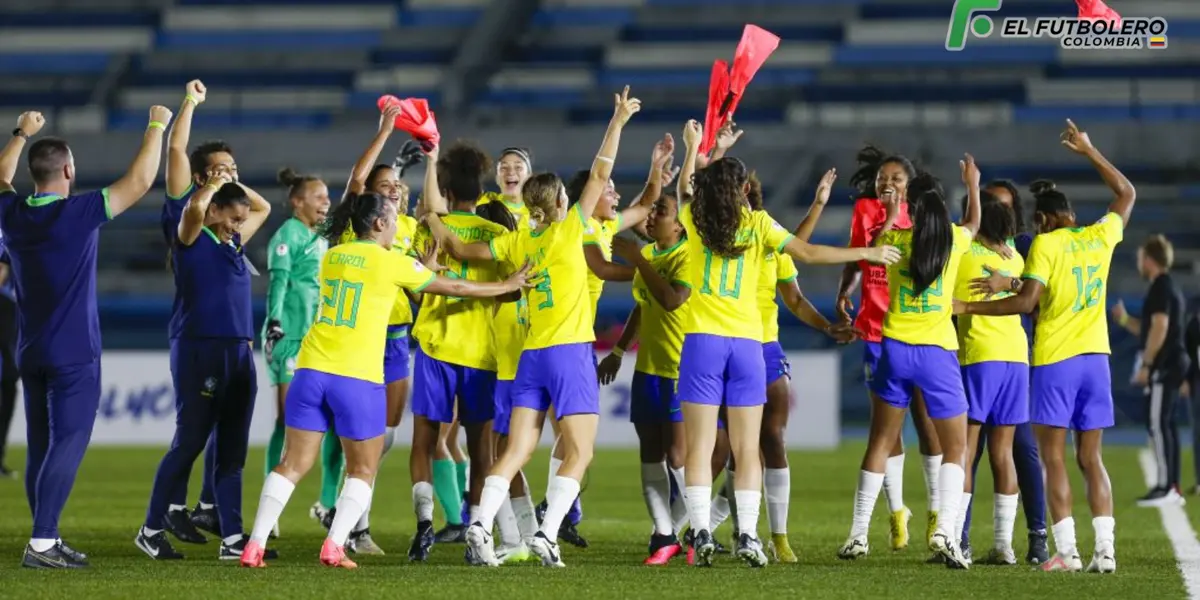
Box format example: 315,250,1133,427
319,278,362,328
1070,264,1103,313
699,249,744,299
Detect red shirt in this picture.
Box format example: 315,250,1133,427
848,198,912,343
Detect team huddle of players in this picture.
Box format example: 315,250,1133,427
3,78,1136,573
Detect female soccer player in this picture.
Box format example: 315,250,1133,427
240,192,531,569
835,146,944,552
838,154,981,569
407,141,510,562
422,86,640,567
954,119,1136,574
950,190,1027,565
137,170,273,561
674,119,899,568
479,147,533,226
599,193,690,565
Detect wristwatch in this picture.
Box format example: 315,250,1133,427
11,128,27,139
1009,277,1021,292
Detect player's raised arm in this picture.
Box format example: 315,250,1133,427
177,171,233,245
790,168,836,242
959,153,982,236
1,112,44,192
1060,119,1136,227
167,80,205,199
234,182,272,243
345,103,403,199
107,105,172,218
422,261,533,298
782,229,899,266
677,120,702,201
577,86,640,222
617,134,674,232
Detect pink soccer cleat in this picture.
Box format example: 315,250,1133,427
239,539,267,568
320,538,358,569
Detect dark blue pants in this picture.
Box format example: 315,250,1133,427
962,421,1047,545
144,339,255,537
170,431,218,508
21,359,101,539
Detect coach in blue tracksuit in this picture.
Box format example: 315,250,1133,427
136,172,272,561
0,108,169,569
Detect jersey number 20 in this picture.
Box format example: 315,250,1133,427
319,278,362,328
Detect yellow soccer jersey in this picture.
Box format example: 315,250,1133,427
677,204,794,341
297,241,435,383
388,214,419,326
954,240,1028,365
1024,213,1123,366
489,204,594,350
880,225,973,351
632,239,690,378
757,247,799,344
583,215,622,319
411,212,509,370
492,295,529,381
479,191,531,229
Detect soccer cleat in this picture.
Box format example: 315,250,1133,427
309,503,330,528
644,533,682,566
348,529,384,555
1085,545,1116,573
925,552,946,564
165,508,208,544
837,535,869,560
408,520,435,562
529,531,565,568
535,499,548,524
558,521,589,548
220,535,278,561
497,541,534,564
691,528,717,567
768,533,798,563
961,541,973,566
1137,486,1186,508
22,542,89,569
683,529,696,565
925,510,938,550
190,504,220,537
735,533,769,568
714,538,729,554
889,507,912,550
1026,530,1050,565
135,530,185,560
930,532,969,570
320,537,357,569
239,539,267,568
434,523,467,544
984,547,1018,565
321,507,336,531
465,522,500,567
1040,552,1083,572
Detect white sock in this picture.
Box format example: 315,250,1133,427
477,475,510,531
922,454,943,513
734,490,762,539
497,498,521,546
168,503,186,512
353,493,372,533
250,472,296,544
1093,516,1115,549
994,493,1019,549
549,456,563,482
198,502,215,510
851,470,885,538
668,465,688,533
328,477,373,546
1051,517,1077,556
382,426,396,455
883,454,906,512
512,494,538,539
222,533,242,545
935,463,964,539
469,505,480,525
640,462,674,536
687,485,713,532
412,482,435,522
540,476,582,540
955,492,972,543
29,538,56,552
764,468,790,535
722,469,739,532
710,478,732,531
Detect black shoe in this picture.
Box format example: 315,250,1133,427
219,535,278,560
321,507,336,531
23,541,89,569
648,532,679,555
434,523,466,544
135,530,184,560
1026,530,1049,565
535,499,548,524
0,464,17,480
735,533,768,568
558,521,589,548
190,504,220,537
165,508,208,544
691,529,716,567
408,520,435,562
58,540,88,563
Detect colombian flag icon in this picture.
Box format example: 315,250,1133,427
1149,36,1167,48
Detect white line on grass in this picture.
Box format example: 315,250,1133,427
1138,448,1200,599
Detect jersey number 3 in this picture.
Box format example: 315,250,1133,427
319,278,363,328
1071,264,1102,312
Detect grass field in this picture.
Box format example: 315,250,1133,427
0,443,1191,599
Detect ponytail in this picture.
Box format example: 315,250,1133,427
476,201,517,232
320,192,388,246
907,172,952,296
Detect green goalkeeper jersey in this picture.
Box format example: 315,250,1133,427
263,217,327,343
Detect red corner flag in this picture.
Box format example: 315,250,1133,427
1076,0,1122,25
377,95,441,150
700,24,780,154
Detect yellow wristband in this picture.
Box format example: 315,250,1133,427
611,346,625,358
1118,313,1129,326
184,94,199,106
148,121,166,131
204,183,222,192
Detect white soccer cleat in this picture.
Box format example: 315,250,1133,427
1041,552,1084,572
1085,545,1116,573
496,541,533,564
837,535,869,560
529,532,565,568
464,523,500,567
930,532,969,570
984,546,1017,565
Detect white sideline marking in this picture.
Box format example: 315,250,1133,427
1138,448,1200,598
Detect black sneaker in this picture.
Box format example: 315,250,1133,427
219,535,278,560
1137,486,1184,507
135,530,184,560
1026,530,1050,565
558,521,589,548
190,504,220,537
408,520,435,562
691,528,716,567
23,541,89,569
535,499,548,524
58,540,88,563
165,508,208,544
434,523,466,543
